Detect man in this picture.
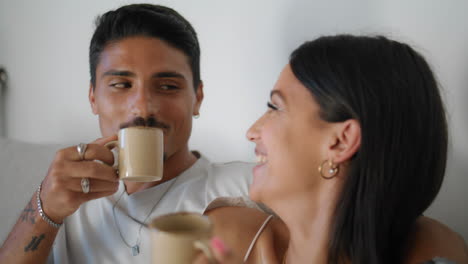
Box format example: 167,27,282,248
0,4,252,263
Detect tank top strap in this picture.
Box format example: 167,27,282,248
243,214,274,262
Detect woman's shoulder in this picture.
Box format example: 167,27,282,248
207,206,269,231
405,216,468,264
206,206,288,263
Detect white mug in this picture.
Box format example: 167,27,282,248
149,212,215,264
105,126,163,182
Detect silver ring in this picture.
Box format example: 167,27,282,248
81,178,90,194
77,143,88,160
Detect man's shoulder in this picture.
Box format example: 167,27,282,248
197,158,253,197
405,216,468,264
206,160,254,188
208,160,255,177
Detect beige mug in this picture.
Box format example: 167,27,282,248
105,126,163,182
149,212,215,264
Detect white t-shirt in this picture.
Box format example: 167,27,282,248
49,154,253,263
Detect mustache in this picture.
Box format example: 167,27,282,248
119,116,170,130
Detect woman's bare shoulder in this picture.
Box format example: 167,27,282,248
206,207,271,256
405,216,468,264
206,206,269,225
206,206,288,263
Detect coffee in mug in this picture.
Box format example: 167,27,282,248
105,126,163,182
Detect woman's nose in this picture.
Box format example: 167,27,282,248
246,116,263,142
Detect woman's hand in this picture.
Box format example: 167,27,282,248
193,237,244,264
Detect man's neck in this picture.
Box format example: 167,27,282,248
124,147,198,195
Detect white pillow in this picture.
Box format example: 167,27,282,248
0,137,60,242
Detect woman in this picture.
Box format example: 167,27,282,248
196,35,468,263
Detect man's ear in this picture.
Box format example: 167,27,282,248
193,81,204,116
328,119,361,164
89,83,98,115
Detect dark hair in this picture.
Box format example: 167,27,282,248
89,4,201,89
290,35,448,264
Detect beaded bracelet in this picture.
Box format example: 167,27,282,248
36,183,62,229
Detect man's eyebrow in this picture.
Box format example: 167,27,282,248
102,70,135,78
153,71,186,80
101,70,186,80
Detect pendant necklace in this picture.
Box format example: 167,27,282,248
112,177,177,256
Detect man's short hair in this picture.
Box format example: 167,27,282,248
89,4,201,89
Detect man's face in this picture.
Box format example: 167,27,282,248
89,36,203,159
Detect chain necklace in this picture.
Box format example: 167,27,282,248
112,178,178,256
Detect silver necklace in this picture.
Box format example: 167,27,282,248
112,178,177,256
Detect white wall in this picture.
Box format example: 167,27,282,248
0,68,5,137
372,0,468,244
0,0,467,240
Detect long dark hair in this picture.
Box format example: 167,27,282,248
289,35,448,264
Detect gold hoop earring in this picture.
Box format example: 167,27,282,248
318,160,339,179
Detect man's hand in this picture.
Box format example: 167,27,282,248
40,135,119,223
0,135,120,264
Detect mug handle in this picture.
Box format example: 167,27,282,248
194,239,216,264
104,141,119,172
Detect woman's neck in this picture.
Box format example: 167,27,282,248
272,181,343,263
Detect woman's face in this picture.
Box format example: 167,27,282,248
246,64,336,205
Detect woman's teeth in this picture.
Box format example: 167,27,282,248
256,155,268,164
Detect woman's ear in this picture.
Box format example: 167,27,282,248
328,119,361,163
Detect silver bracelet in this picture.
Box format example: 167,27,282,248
36,183,62,229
